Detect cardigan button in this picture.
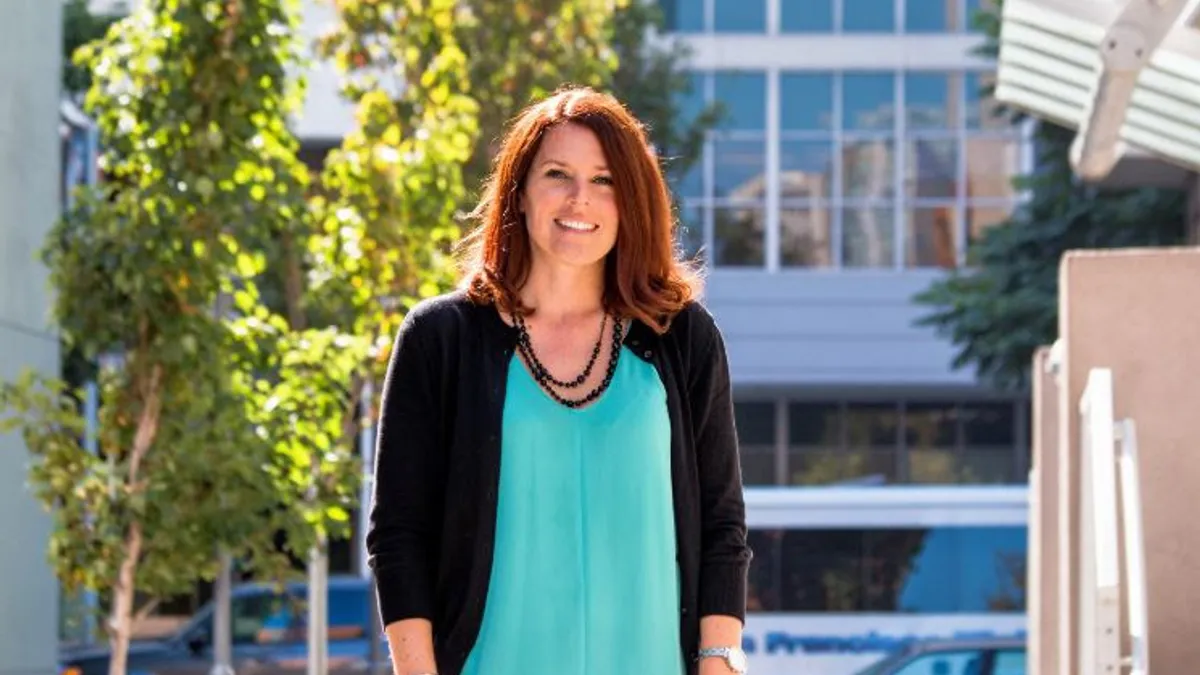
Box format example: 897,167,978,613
643,350,652,358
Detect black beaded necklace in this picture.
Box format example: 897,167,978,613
514,311,624,409
513,311,607,388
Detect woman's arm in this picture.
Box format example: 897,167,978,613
384,618,438,675
699,615,744,674
368,308,447,674
689,306,752,663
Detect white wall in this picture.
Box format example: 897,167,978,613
705,270,978,389
0,2,63,673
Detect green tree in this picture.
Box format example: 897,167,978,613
270,0,477,391
317,0,719,209
62,0,125,97
913,1,1188,391
2,2,361,673
316,0,619,202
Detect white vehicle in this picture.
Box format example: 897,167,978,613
741,485,1028,675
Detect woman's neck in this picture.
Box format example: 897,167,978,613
519,262,606,323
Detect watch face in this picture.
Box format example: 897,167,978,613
728,649,748,672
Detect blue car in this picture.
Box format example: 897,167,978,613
60,576,387,675
853,637,1027,675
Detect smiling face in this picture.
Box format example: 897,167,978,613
519,122,620,274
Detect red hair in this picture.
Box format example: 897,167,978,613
457,85,701,333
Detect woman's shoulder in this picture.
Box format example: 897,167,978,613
663,299,723,351
400,288,493,338
669,299,719,334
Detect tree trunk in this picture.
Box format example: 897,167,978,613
107,364,163,675
107,521,143,675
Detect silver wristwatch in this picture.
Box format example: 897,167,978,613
696,646,748,673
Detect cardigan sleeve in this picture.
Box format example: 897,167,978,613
367,307,446,627
688,305,753,622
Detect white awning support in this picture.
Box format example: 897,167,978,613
1072,0,1195,180
996,0,1200,178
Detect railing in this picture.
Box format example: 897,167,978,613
1079,368,1150,675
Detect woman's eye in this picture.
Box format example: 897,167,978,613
593,175,614,186
546,169,567,179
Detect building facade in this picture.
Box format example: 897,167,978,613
0,2,64,675
655,2,1033,672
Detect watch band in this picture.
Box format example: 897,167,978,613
696,646,748,673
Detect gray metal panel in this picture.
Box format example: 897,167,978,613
0,1,63,674
703,270,977,388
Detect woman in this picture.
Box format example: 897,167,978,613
366,86,752,675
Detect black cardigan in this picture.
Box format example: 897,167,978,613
366,290,751,675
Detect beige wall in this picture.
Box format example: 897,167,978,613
1042,248,1200,674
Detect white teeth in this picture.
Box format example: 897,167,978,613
557,219,596,232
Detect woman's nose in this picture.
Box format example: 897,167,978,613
567,180,590,205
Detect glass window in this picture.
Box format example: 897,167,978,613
906,138,958,199
905,403,957,448
993,650,1028,675
660,0,704,32
966,72,1009,130
896,526,1027,612
232,591,296,644
843,139,894,199
781,141,834,200
843,0,896,32
906,0,952,32
676,72,707,127
289,586,369,642
767,526,1027,611
893,650,987,675
735,401,776,445
843,207,895,268
781,73,835,131
781,0,834,32
846,402,900,448
713,138,766,199
843,73,896,131
714,72,767,131
673,162,704,199
793,401,899,483
965,0,996,32
747,530,782,610
906,73,955,129
789,403,842,445
905,402,961,481
906,206,960,269
780,207,834,268
713,205,765,266
962,402,1015,446
715,0,766,32
327,588,368,641
966,137,1020,199
737,401,777,485
671,73,706,200
676,204,705,260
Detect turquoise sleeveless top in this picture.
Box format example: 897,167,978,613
461,346,684,675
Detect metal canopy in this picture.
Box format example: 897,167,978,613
996,0,1200,179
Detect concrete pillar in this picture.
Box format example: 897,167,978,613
1029,346,1063,675
0,1,64,674
1058,248,1200,674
